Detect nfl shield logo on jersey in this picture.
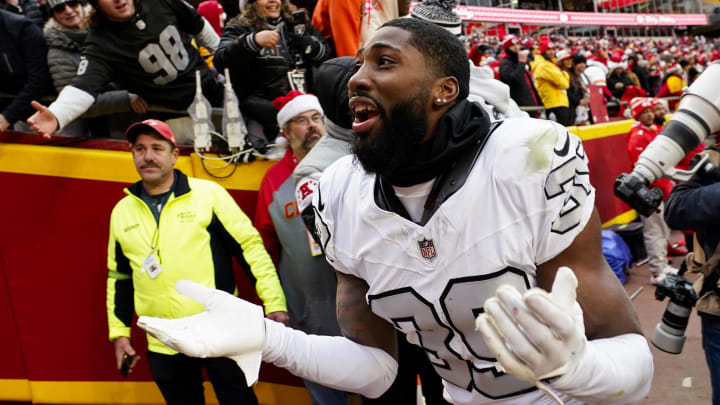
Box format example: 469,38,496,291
418,239,437,261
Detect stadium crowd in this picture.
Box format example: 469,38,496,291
1,0,719,138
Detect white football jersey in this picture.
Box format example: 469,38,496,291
314,118,595,405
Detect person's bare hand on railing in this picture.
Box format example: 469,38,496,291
27,101,58,139
129,93,149,114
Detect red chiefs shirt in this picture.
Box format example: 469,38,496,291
254,149,297,266
627,121,674,199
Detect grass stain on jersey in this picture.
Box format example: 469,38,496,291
524,126,558,174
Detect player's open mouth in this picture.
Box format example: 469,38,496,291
350,98,380,134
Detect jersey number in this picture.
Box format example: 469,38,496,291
138,25,190,85
368,268,537,400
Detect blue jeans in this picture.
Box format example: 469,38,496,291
702,316,720,405
303,379,350,405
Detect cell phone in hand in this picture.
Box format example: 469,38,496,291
291,10,307,35
120,354,132,378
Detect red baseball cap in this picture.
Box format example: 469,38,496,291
125,119,178,147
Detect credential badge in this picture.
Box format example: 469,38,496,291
418,238,437,261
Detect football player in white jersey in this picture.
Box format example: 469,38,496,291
137,18,654,405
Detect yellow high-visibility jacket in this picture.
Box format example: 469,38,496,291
106,170,287,354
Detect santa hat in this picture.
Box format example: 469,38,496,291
539,39,555,54
410,0,462,36
630,97,654,120
666,62,682,75
273,90,324,129
556,50,572,63
607,54,626,70
502,35,520,51
592,52,607,66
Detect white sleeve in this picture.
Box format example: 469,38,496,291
48,85,95,129
551,333,653,404
195,18,220,53
262,319,398,398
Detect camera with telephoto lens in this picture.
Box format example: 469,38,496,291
651,274,698,354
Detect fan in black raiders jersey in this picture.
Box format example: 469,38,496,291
135,18,653,405
27,0,223,138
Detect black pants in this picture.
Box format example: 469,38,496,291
147,351,258,405
546,106,573,127
362,335,450,405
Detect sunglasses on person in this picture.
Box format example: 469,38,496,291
52,0,82,13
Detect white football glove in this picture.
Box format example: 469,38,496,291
475,267,586,384
137,280,265,386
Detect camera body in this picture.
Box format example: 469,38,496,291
652,274,698,354
614,61,720,216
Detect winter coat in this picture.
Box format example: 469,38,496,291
0,0,43,26
532,54,569,109
607,71,634,99
42,15,131,118
214,16,330,101
0,8,52,125
498,52,542,109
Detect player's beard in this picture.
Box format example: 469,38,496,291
352,89,430,179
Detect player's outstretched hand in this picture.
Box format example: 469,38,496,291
138,280,266,386
475,266,586,383
27,101,59,139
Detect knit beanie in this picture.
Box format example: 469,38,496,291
630,97,654,120
410,0,462,36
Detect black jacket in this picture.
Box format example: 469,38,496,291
632,65,651,95
498,52,541,108
0,9,52,124
214,16,329,101
0,0,43,26
607,71,634,99
665,148,720,318
665,150,720,257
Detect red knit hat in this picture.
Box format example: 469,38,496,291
502,35,520,51
197,1,225,36
273,90,324,128
630,97,654,120
539,39,555,54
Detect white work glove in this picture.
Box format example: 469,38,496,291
137,280,265,386
475,267,586,388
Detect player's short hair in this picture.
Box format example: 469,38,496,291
380,18,470,100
